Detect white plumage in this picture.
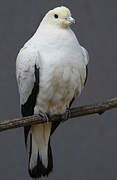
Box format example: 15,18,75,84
16,6,89,178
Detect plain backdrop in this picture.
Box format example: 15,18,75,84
0,0,117,179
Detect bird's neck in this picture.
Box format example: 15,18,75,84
27,24,79,52
34,24,72,43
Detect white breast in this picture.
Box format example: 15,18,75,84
34,55,85,115
26,27,86,115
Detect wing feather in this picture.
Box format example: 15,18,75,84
69,46,89,108
16,46,40,146
80,46,89,85
16,46,40,105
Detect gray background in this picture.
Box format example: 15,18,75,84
0,0,117,179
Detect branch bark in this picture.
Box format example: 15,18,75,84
0,97,117,132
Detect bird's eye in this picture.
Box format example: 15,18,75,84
54,14,58,19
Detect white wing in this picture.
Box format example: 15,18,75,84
80,46,89,66
16,45,40,105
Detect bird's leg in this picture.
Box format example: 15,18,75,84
61,108,70,122
39,111,50,123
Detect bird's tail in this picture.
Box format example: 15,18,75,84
28,123,53,178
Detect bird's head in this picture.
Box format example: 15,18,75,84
42,6,75,29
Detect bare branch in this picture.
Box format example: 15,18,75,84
0,97,117,132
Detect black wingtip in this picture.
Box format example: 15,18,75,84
24,126,31,147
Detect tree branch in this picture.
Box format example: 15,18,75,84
0,97,117,132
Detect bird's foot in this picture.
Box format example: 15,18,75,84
61,108,70,122
39,111,49,123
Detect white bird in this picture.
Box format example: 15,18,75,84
16,6,89,178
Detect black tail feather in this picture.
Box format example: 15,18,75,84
28,138,53,179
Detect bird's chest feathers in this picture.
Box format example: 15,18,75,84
41,62,80,95
34,29,83,114
36,63,81,115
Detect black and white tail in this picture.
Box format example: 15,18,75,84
28,123,53,178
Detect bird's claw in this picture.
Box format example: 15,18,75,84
61,108,70,122
39,111,49,123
